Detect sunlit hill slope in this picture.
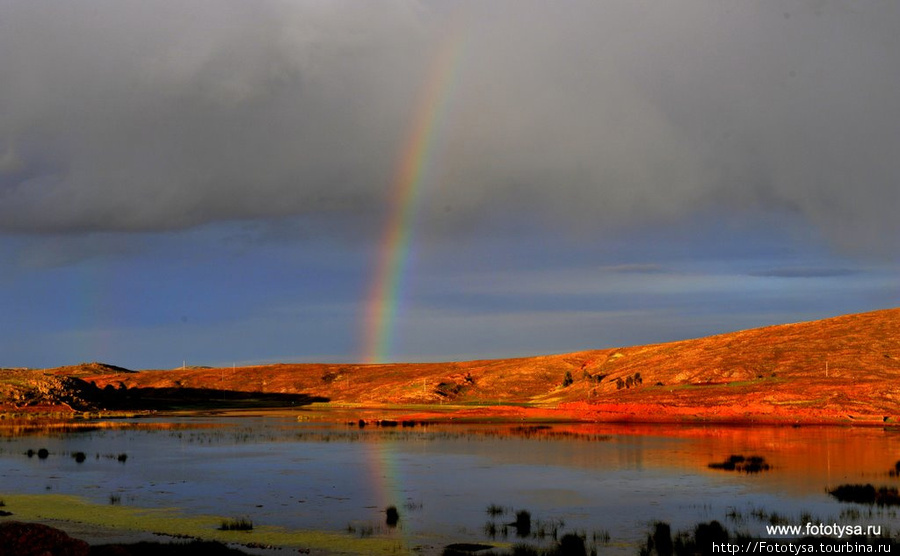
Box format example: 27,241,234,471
4,308,900,424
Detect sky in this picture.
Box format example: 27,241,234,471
1,1,898,370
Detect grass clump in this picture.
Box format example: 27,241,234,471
218,517,253,531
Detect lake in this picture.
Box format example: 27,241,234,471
1,412,899,554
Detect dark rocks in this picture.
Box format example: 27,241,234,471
0,521,90,556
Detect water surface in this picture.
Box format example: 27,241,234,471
1,415,898,553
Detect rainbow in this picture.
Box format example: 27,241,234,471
361,20,467,364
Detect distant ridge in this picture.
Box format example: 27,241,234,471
51,362,136,376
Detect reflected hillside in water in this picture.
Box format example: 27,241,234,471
5,410,897,500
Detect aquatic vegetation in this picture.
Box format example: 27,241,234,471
532,518,565,540
591,530,610,544
443,543,497,555
482,505,605,554
346,523,374,537
444,535,594,556
385,506,399,527
708,455,770,473
640,520,732,556
486,504,508,517
557,534,587,556
642,522,673,556
508,425,553,438
91,539,252,555
829,484,900,506
512,510,532,537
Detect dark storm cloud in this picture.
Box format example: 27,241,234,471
1,1,897,255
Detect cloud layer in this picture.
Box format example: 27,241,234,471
1,1,898,255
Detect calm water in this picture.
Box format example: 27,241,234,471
2,414,899,553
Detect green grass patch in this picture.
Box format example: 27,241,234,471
0,493,403,554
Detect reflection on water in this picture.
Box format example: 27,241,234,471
1,416,899,553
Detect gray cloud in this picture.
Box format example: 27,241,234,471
749,267,858,279
1,1,897,255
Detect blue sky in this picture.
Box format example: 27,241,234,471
1,1,898,369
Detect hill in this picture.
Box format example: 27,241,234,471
4,308,899,423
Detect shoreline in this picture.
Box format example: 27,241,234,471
1,401,897,428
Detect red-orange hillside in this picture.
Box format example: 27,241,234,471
78,307,900,424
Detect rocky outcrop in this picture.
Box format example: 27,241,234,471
0,521,90,556
0,370,102,411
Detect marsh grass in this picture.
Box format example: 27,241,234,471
2,493,401,554
218,517,253,531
